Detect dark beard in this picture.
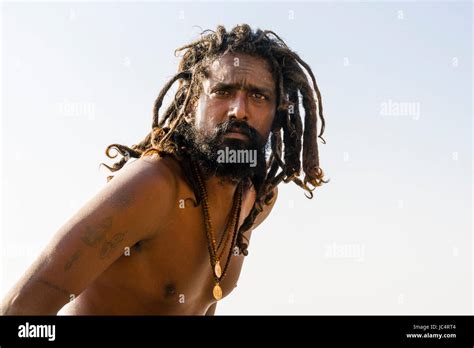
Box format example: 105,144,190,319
173,119,268,193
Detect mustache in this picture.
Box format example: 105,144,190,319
214,120,262,143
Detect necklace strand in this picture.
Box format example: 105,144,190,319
191,161,243,300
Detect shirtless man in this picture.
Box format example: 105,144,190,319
0,24,326,315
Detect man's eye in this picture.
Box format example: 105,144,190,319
253,93,267,100
214,90,230,96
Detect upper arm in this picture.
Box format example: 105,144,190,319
1,154,176,315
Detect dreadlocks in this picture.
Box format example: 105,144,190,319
102,24,328,256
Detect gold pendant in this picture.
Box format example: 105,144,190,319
213,283,223,301
214,261,222,278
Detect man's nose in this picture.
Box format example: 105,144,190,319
228,91,248,121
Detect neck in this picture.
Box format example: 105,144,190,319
205,175,241,205
180,155,253,205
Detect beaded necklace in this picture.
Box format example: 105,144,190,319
191,161,243,300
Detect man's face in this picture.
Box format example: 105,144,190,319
193,52,276,142
183,52,277,183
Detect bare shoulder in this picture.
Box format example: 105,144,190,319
115,153,178,196
105,152,179,238
115,152,177,189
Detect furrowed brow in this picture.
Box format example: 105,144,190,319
211,82,274,96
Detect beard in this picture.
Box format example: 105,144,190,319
174,118,269,193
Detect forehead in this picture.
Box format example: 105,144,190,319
205,53,275,92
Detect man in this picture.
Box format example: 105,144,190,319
1,24,327,315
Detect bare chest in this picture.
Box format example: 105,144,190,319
62,186,256,315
